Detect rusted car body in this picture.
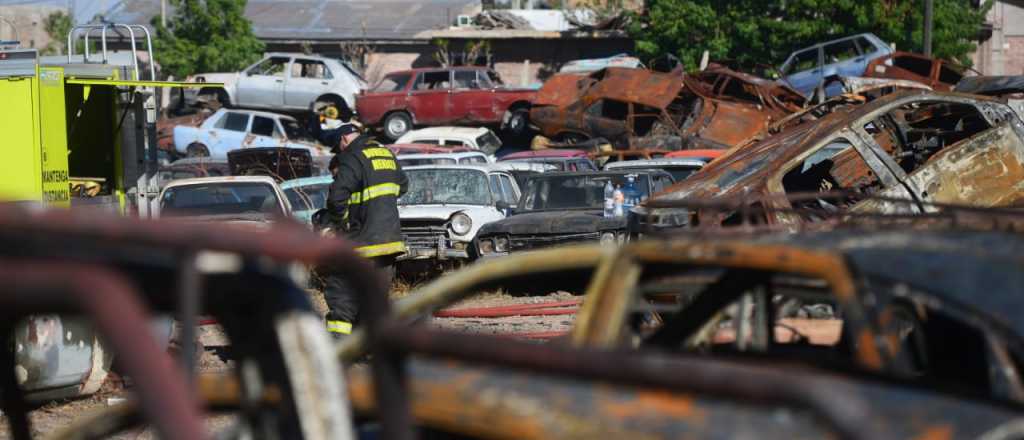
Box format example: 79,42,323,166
864,52,965,91
155,111,212,154
530,66,803,149
336,227,1024,439
638,90,1024,229
0,206,371,439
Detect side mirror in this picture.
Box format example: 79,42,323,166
495,200,514,214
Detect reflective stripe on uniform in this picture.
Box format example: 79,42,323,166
327,320,352,334
362,147,394,159
356,241,407,257
348,182,401,205
372,158,397,170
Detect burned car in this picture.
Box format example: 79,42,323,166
338,224,1024,439
638,90,1024,230
475,170,673,257
530,66,802,150
864,51,967,91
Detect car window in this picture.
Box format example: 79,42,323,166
248,57,289,77
892,56,933,77
856,36,880,54
786,49,819,74
718,78,762,105
374,73,412,92
577,160,597,171
862,101,993,175
444,140,466,146
413,71,451,91
652,174,672,192
487,70,504,86
824,39,860,64
453,70,480,90
216,112,251,132
401,169,491,205
460,155,487,164
281,118,308,140
498,174,518,203
780,138,885,217
938,63,964,85
586,99,629,120
522,174,650,210
292,59,332,79
251,116,278,137
475,132,502,152
476,70,494,89
489,175,503,203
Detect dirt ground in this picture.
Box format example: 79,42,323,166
0,283,578,438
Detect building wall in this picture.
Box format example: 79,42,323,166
265,36,633,86
972,1,1024,75
0,5,65,52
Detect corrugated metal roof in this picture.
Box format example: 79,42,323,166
100,0,480,41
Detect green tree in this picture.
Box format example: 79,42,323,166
42,11,73,55
152,0,265,78
630,0,992,72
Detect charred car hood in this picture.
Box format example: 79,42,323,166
481,210,626,235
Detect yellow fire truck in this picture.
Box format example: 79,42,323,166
0,24,212,216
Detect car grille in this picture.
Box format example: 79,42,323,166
401,220,448,250
509,232,601,250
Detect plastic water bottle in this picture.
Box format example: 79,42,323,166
613,186,624,217
622,175,639,212
603,180,615,218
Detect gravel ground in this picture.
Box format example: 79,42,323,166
0,282,579,438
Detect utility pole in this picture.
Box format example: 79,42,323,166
161,0,167,28
923,0,933,56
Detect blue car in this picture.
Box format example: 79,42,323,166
779,33,893,98
280,175,333,224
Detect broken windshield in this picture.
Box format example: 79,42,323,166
400,169,492,205
521,174,650,211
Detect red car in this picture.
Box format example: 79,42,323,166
356,67,536,140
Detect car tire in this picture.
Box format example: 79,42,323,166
383,112,413,141
505,109,529,136
186,143,210,158
198,88,230,109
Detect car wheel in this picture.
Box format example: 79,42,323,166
198,89,230,109
384,112,413,141
505,109,529,136
186,143,210,158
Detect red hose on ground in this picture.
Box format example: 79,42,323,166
434,299,582,318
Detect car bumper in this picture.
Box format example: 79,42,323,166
398,235,470,261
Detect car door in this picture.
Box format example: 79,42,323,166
246,115,284,148
237,56,289,108
284,58,333,109
892,105,1024,208
822,37,865,78
406,70,452,125
208,111,252,155
782,48,822,96
450,70,497,123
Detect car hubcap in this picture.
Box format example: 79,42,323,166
389,119,407,136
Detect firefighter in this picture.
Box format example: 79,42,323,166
320,124,407,338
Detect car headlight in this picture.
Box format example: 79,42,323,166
600,232,616,245
495,236,509,252
478,238,495,254
450,212,472,236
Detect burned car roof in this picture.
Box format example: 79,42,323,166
650,89,1001,202
535,68,684,110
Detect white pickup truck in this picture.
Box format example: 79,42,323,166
186,53,367,115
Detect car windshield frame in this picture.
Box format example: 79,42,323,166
519,173,651,212
399,168,493,206
160,182,285,218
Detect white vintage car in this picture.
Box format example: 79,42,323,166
398,164,520,263
173,108,329,158
394,126,503,156
156,175,293,224
185,53,367,115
